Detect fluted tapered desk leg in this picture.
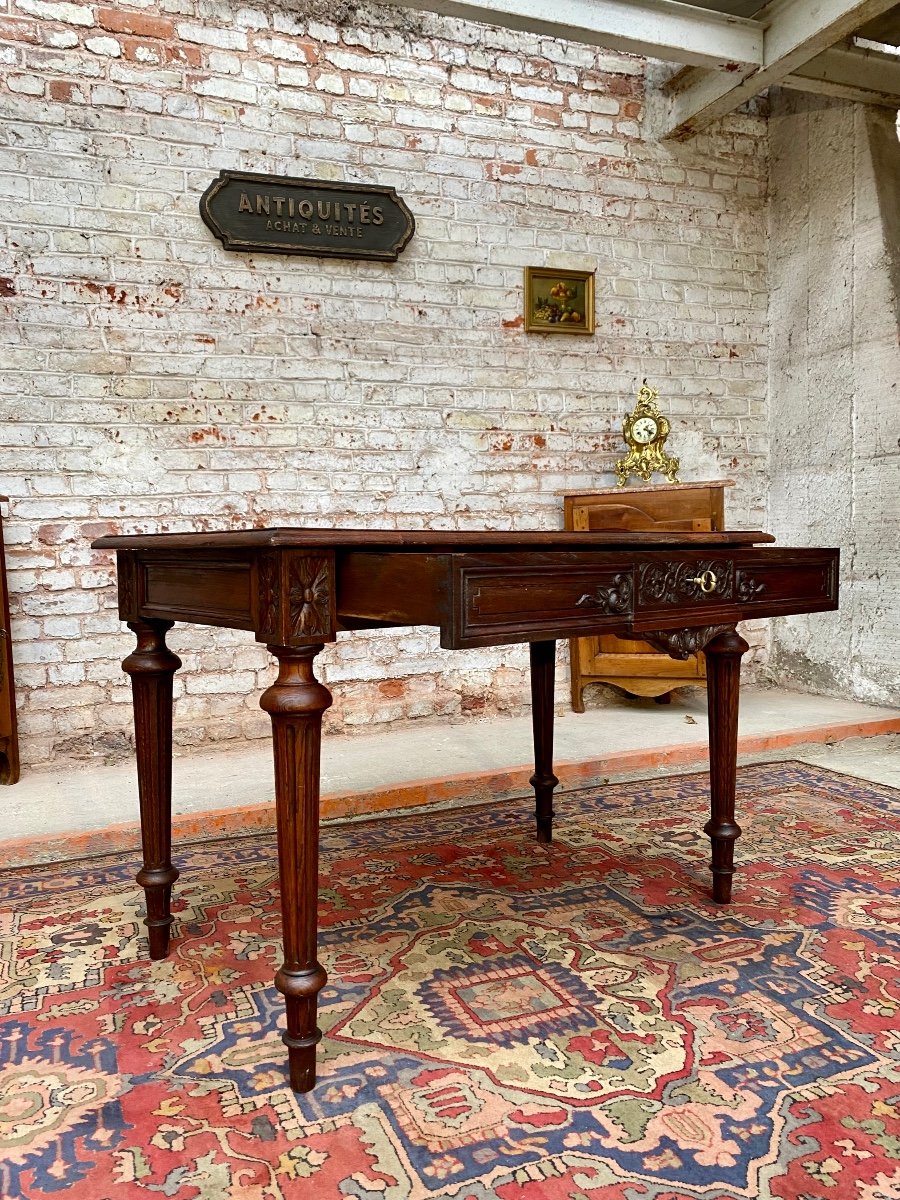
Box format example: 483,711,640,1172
530,640,558,844
123,619,182,960
704,628,749,904
260,644,332,1093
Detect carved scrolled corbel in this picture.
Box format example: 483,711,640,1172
640,623,735,661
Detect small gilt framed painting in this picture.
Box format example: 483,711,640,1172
524,267,595,335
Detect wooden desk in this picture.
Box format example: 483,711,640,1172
91,526,840,1093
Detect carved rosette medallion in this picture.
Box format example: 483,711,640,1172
638,560,735,606
289,556,331,639
736,571,766,602
641,624,735,660
575,573,633,616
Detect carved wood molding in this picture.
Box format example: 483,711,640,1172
638,559,735,605
117,551,142,619
640,623,735,660
257,553,280,641
735,570,766,602
575,572,633,615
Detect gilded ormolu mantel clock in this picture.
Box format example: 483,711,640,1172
615,383,680,487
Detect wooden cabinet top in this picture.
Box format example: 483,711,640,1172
556,480,735,498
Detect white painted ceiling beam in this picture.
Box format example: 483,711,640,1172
661,0,900,138
386,0,763,70
782,41,900,106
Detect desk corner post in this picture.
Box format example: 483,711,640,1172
529,639,559,844
703,627,749,905
260,643,333,1094
123,618,182,960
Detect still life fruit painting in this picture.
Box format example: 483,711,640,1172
524,267,595,335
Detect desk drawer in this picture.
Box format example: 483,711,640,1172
455,565,633,647
632,551,838,626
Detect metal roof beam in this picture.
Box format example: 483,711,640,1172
661,0,900,137
385,0,763,70
782,40,900,106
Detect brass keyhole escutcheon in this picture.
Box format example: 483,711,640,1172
690,569,718,594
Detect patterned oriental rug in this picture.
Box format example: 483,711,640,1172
1,761,899,1200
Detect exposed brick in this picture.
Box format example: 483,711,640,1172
276,65,309,88
176,22,247,51
15,0,94,25
97,8,175,39
7,73,45,94
251,35,315,63
85,35,121,57
0,16,41,43
48,77,85,102
0,0,775,770
314,71,344,94
43,28,78,48
90,83,126,107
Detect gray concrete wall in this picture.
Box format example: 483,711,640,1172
768,89,900,705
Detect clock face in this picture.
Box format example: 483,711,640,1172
631,416,658,445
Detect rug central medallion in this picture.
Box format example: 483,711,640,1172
331,909,687,1103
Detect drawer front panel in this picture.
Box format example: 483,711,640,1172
633,551,838,625
457,567,633,647
446,548,838,649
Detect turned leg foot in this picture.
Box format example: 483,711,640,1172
703,629,749,904
530,640,559,844
123,620,181,959
260,644,332,1093
277,964,329,1091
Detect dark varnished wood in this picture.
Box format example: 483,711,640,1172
704,628,750,904
641,624,735,660
122,619,181,958
96,525,840,1093
259,644,332,1093
334,547,838,651
93,527,775,552
529,640,558,844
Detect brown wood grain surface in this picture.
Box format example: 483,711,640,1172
92,526,775,551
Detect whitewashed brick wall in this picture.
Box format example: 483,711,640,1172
0,0,770,769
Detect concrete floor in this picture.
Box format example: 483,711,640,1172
2,687,898,866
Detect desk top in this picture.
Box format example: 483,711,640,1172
92,526,776,552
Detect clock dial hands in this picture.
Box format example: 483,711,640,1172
632,417,658,444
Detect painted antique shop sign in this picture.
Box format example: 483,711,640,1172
200,170,415,261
